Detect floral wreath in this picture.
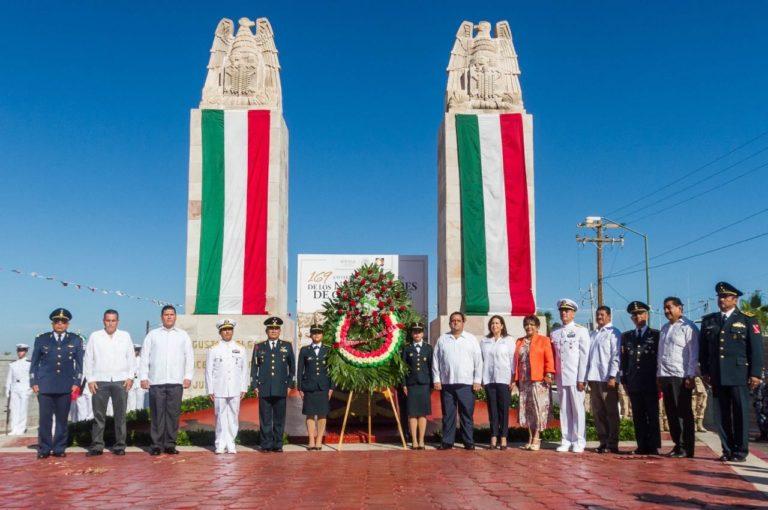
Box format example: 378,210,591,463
321,264,420,392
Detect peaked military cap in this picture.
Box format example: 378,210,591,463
409,322,425,331
626,301,650,314
264,316,283,328
557,298,578,312
716,281,742,297
216,319,237,331
309,323,324,334
49,308,72,321
16,343,29,351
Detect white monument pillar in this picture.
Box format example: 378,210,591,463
431,21,537,342
177,17,293,396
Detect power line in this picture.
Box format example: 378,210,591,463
606,130,768,217
621,159,768,224
606,206,768,276
605,230,768,279
622,147,768,223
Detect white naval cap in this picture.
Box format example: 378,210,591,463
556,298,578,312
216,319,237,331
16,343,29,350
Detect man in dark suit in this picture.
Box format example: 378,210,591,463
251,317,295,452
620,301,661,455
700,281,764,462
29,308,84,459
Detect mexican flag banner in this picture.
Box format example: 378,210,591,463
455,113,535,316
195,109,270,315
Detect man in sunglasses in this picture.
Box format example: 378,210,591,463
29,308,85,459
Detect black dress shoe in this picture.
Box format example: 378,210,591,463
150,448,161,456
437,443,453,450
86,449,103,457
499,444,508,451
464,445,475,450
595,447,607,454
666,448,685,458
631,449,646,455
718,454,731,462
52,452,66,458
272,447,283,452
260,447,272,453
37,452,50,459
731,456,747,463
112,449,125,456
685,452,695,458
164,447,180,455
609,448,621,454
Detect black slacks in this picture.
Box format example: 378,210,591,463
484,383,511,440
259,396,287,449
659,376,695,455
38,393,71,454
440,384,475,447
148,384,183,449
712,384,750,459
628,391,661,452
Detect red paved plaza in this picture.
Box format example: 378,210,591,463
0,444,765,509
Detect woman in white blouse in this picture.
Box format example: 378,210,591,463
480,315,516,450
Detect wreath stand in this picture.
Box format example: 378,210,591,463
337,388,407,450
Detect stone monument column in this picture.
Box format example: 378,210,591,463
430,21,537,342
177,17,293,396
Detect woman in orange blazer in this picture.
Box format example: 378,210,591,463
512,315,555,451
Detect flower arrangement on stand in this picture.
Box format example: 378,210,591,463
321,264,421,393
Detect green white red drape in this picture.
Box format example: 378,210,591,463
455,113,535,316
195,109,270,315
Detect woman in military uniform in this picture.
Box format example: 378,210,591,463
297,324,333,450
402,322,433,450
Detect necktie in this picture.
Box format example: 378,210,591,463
636,329,642,339
56,334,61,343
271,341,276,350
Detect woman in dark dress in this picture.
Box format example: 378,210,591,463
402,322,433,450
297,324,333,450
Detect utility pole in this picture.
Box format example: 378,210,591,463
577,219,624,307
588,282,596,330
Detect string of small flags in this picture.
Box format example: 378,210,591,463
0,266,183,308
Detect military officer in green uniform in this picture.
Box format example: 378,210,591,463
700,282,764,462
402,322,433,450
250,317,295,452
620,301,661,455
297,324,333,450
29,308,84,459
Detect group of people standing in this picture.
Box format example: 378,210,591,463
16,279,765,463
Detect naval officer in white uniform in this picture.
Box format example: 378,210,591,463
5,344,32,435
206,319,250,454
551,299,590,453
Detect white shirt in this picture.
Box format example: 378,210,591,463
657,317,699,378
479,335,516,385
5,358,31,396
432,331,483,385
83,329,135,382
139,326,194,385
550,321,590,386
586,323,621,382
205,340,249,398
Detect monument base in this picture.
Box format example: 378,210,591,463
429,315,543,344
175,314,295,397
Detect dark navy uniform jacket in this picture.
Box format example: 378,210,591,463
296,344,332,392
29,332,84,394
700,309,764,386
403,342,433,386
620,328,659,393
250,340,295,397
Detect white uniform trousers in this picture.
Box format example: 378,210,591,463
559,386,586,448
70,392,93,422
214,397,241,453
8,391,30,435
127,386,147,412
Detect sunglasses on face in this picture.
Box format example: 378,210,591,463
53,319,69,324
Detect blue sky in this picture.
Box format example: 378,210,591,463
1,1,767,350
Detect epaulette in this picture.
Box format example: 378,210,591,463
36,332,46,338
743,310,756,318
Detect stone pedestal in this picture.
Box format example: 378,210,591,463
176,314,295,397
